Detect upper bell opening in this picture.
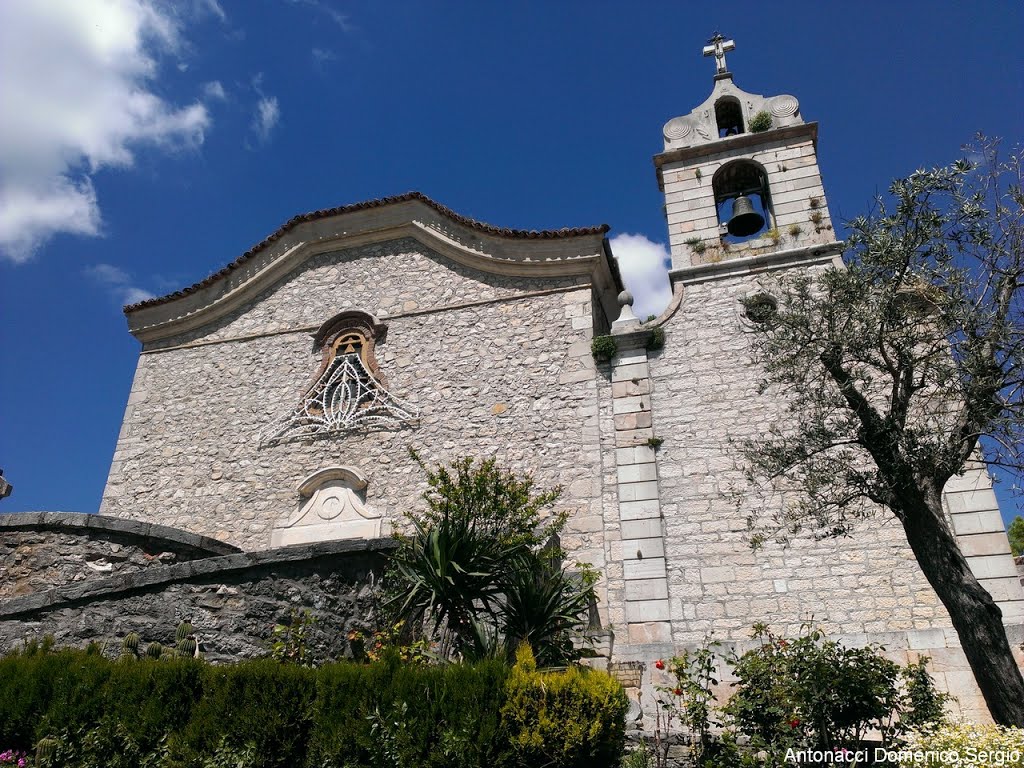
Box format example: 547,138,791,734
715,97,744,138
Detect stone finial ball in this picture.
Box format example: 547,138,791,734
618,290,634,307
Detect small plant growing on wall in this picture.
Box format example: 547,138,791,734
788,223,803,238
684,236,707,255
809,210,824,230
591,335,617,362
748,110,772,133
766,227,781,245
647,326,665,351
646,437,664,450
808,196,821,209
694,168,703,182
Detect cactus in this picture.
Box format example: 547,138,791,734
145,642,164,659
177,637,198,658
121,632,140,657
35,736,59,766
176,622,194,643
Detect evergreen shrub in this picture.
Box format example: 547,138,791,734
0,647,626,768
498,645,628,768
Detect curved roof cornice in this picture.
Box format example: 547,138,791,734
124,193,621,344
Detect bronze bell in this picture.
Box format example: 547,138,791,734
727,195,765,237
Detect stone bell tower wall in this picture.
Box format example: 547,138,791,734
659,126,834,270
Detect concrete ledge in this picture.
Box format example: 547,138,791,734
0,512,242,556
0,536,398,620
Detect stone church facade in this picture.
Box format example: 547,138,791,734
6,39,1022,720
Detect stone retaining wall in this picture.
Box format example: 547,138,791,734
0,520,393,664
0,512,239,599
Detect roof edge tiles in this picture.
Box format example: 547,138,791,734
124,191,610,314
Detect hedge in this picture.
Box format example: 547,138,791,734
0,647,626,768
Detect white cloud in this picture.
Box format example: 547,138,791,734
196,0,227,23
287,0,351,32
202,80,227,100
251,96,281,144
0,1,211,262
610,233,672,319
85,262,155,306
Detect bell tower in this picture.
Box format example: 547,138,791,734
656,35,842,272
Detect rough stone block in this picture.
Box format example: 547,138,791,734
622,538,665,560
957,532,1013,557
624,557,668,581
950,510,1006,535
617,463,658,484
612,397,645,415
626,621,673,645
625,578,669,601
620,518,665,540
907,628,947,650
625,599,671,623
967,554,1019,579
614,412,653,431
612,362,650,383
619,499,661,521
618,481,660,503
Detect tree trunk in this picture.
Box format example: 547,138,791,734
900,492,1024,726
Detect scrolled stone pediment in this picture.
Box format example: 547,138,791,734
271,466,387,547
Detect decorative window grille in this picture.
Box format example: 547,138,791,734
259,312,418,448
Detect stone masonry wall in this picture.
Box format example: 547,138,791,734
638,271,1024,720
0,512,238,599
100,238,610,611
0,538,392,664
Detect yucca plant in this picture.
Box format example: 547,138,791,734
387,451,595,665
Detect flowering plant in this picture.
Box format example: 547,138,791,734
0,750,27,767
898,721,1024,766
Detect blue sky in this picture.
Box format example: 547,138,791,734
1,1,1022,521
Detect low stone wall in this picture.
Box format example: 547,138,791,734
0,512,240,599
0,529,394,663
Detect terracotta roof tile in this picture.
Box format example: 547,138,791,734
124,192,610,313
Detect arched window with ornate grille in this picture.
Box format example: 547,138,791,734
259,310,418,447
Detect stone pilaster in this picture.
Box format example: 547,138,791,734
944,463,1024,623
609,315,672,648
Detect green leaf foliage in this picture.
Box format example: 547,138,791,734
497,645,628,768
0,647,627,768
1008,515,1024,557
387,453,596,666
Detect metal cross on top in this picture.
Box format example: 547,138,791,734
702,33,735,74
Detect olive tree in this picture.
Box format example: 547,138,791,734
741,138,1024,725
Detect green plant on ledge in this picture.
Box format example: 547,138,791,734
748,110,772,133
591,335,617,362
766,227,781,245
684,236,706,255
646,326,665,350
788,223,803,238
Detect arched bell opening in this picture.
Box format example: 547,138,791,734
715,96,744,138
713,159,773,243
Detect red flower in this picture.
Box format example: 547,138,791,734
778,640,788,648
654,659,665,670
673,687,683,696
789,718,801,728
